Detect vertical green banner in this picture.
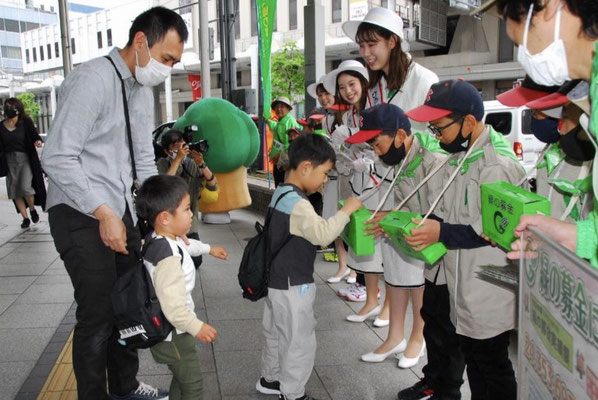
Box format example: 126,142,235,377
257,0,277,119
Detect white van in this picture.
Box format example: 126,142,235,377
483,100,544,174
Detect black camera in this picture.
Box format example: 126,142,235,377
188,139,209,153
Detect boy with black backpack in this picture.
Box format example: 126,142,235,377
135,174,227,398
256,134,362,400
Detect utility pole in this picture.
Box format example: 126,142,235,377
218,0,237,101
199,0,211,97
58,0,72,76
304,0,325,112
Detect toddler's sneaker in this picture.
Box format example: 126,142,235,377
109,382,168,399
256,376,281,395
344,283,367,302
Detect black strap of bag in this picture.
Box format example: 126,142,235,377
263,190,293,269
104,56,140,196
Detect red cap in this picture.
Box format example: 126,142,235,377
308,113,325,121
526,92,569,110
297,118,309,126
346,130,382,144
405,104,452,122
496,86,552,107
329,104,350,111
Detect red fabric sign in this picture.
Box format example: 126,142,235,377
188,74,202,101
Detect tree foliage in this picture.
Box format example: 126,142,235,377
16,93,40,121
271,41,305,103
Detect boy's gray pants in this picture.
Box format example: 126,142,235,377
261,283,317,400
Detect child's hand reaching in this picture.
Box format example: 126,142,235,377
209,246,228,260
196,323,218,344
340,197,362,216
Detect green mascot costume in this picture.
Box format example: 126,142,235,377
173,98,260,215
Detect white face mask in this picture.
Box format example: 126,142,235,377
517,3,570,87
135,39,172,87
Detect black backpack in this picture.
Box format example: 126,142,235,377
238,191,292,301
111,246,183,349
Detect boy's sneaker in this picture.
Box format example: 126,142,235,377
256,377,281,395
279,394,320,400
344,283,368,302
30,209,39,223
109,382,168,400
20,218,30,229
397,379,434,400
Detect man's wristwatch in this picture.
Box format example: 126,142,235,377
197,163,207,169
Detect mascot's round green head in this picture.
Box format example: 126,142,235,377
173,98,260,173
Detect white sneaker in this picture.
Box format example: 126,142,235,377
337,282,360,298
344,283,367,302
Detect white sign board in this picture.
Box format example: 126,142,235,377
519,227,598,399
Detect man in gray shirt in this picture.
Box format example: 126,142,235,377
41,7,187,400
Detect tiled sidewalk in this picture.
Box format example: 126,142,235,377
0,176,484,399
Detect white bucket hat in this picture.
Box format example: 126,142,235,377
342,7,409,52
271,96,293,110
307,75,327,99
323,60,369,95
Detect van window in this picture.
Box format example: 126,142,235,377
521,109,533,134
485,112,512,136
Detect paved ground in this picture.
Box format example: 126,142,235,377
0,176,511,399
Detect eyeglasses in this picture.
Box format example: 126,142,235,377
428,117,464,137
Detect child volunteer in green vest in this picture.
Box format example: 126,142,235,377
492,0,598,267
497,78,594,223
268,96,301,187
346,104,447,371
404,80,524,400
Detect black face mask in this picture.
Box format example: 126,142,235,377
439,122,470,154
530,116,560,144
4,108,17,119
379,137,406,166
559,125,596,161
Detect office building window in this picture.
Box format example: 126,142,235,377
32,47,37,62
26,49,30,63
55,42,59,58
1,46,21,59
4,19,20,32
97,31,103,49
47,43,52,59
71,38,76,54
289,0,297,30
332,0,342,23
107,29,112,47
39,45,44,61
251,1,257,36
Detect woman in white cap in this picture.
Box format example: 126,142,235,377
343,7,438,368
307,74,357,285
268,96,301,187
325,60,390,325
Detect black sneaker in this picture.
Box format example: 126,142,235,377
256,377,281,395
278,395,319,400
30,209,39,223
21,218,30,229
109,382,168,399
398,379,434,400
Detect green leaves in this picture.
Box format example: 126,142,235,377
16,93,40,121
271,40,305,103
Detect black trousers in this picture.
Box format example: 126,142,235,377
49,204,140,399
420,281,465,399
458,331,517,400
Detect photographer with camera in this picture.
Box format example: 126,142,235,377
158,129,218,267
